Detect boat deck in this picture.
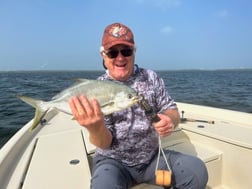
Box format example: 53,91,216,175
21,130,90,189
0,102,252,189
21,128,224,189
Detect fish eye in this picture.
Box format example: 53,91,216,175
127,94,133,99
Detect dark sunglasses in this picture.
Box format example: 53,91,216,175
104,48,134,59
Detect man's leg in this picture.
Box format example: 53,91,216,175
91,157,133,189
143,150,208,189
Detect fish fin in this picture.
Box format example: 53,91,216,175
50,107,75,120
29,108,48,131
100,101,114,108
51,78,90,100
17,95,48,131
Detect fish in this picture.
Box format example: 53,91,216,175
17,79,139,131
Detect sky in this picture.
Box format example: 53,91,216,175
0,0,252,71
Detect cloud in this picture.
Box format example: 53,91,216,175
160,26,174,34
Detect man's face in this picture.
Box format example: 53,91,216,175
102,44,135,81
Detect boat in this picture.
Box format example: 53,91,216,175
0,102,251,189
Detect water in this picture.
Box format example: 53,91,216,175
0,70,251,148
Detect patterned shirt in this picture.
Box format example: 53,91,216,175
95,65,177,166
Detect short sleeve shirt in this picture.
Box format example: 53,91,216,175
95,65,177,166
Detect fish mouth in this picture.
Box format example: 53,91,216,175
132,95,140,105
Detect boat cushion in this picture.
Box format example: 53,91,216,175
22,130,91,189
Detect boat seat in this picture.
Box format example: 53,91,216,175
162,138,221,163
131,139,222,189
82,128,222,189
22,130,91,189
82,127,221,163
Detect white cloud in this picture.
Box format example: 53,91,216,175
161,26,174,34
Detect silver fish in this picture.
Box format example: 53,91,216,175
18,79,139,131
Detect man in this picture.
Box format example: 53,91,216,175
69,22,208,189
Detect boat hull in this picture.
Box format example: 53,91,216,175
0,103,252,189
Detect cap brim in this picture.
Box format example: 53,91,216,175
104,40,134,50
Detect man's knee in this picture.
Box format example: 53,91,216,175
170,153,208,189
91,162,131,189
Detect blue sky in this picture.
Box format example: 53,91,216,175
0,0,251,71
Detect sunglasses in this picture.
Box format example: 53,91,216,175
104,48,134,59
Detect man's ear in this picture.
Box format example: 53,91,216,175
102,59,107,69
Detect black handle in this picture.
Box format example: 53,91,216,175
139,95,160,123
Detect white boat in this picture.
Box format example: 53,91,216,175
0,102,251,189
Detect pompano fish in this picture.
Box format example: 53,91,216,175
18,79,139,131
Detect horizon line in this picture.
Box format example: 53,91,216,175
1,68,252,72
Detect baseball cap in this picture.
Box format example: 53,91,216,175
101,23,135,51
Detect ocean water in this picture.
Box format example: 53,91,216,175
0,70,252,148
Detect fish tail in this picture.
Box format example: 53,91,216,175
17,95,48,131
